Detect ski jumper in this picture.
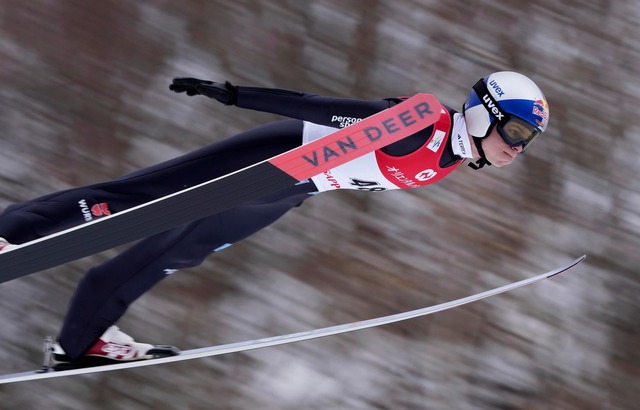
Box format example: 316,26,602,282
0,86,463,359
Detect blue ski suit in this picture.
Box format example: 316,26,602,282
0,86,461,359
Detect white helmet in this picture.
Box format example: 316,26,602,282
463,71,549,153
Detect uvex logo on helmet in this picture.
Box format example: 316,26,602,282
488,80,505,97
482,94,505,121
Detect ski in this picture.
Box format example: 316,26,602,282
0,93,441,284
0,255,585,384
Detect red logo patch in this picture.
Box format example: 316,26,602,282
91,203,111,217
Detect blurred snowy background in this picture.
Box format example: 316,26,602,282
0,1,638,409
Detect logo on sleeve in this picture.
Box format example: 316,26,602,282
91,203,111,217
330,115,363,128
427,130,446,153
79,200,111,222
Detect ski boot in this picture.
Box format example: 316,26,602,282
50,326,180,370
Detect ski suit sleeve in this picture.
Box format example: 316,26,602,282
235,86,396,128
233,86,450,160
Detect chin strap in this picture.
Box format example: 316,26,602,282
467,136,492,170
468,158,491,170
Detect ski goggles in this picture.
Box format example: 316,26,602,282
472,79,541,152
496,116,541,152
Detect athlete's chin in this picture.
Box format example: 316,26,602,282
487,158,513,167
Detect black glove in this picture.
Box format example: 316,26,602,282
169,78,237,105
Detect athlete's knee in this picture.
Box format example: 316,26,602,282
77,265,115,293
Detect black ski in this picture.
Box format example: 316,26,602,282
0,94,441,283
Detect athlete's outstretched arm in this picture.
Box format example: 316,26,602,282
169,77,396,128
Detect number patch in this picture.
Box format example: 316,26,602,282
349,178,387,192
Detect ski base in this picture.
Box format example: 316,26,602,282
0,255,585,385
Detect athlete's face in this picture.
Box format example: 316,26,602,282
481,126,523,167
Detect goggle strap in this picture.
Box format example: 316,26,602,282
472,79,509,127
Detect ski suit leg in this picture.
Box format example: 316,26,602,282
0,120,303,244
58,183,317,359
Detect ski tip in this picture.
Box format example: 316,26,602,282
547,254,586,279
573,254,587,265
